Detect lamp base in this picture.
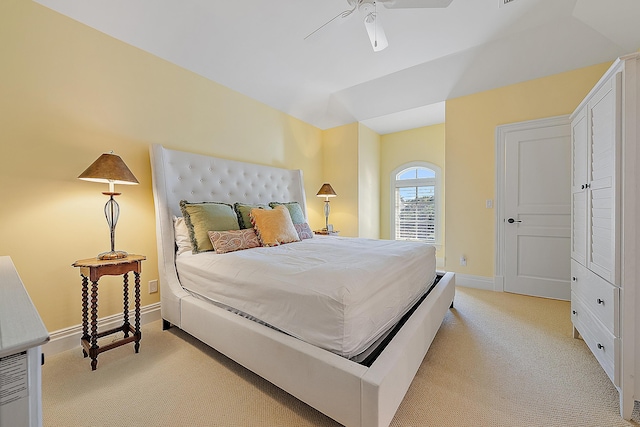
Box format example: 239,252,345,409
97,250,128,260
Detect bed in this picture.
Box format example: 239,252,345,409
150,144,455,427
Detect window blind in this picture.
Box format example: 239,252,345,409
395,185,435,242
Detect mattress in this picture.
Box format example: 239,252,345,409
176,236,436,359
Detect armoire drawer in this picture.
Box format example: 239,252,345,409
570,259,619,335
571,293,619,386
570,259,588,296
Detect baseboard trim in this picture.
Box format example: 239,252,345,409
455,274,495,291
43,302,161,356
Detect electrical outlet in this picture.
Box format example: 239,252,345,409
149,279,158,294
486,199,493,209
460,256,467,266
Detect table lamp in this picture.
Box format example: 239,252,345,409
78,152,139,260
316,183,337,231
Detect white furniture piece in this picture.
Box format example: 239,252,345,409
150,144,456,427
570,52,640,419
0,256,49,427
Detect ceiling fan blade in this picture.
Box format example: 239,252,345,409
364,12,388,52
304,5,357,40
382,0,454,8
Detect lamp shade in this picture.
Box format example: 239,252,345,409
316,183,337,197
78,153,139,186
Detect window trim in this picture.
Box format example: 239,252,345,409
390,161,442,246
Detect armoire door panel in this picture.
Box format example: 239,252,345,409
587,72,620,285
570,108,588,266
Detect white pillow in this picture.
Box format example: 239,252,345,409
174,216,193,255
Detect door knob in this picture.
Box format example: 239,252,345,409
507,218,522,224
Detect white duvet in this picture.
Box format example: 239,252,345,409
176,236,436,359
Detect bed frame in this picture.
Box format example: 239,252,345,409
149,144,455,427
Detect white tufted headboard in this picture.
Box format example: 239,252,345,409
149,144,307,326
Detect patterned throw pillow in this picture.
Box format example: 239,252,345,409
294,223,314,240
250,205,300,247
208,229,261,254
268,201,305,224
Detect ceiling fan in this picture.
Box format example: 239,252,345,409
305,0,454,52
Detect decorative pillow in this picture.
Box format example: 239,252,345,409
268,201,305,224
208,229,261,254
173,216,193,255
234,202,272,229
294,222,314,240
250,205,300,247
180,200,240,253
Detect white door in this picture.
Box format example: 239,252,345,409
502,120,571,300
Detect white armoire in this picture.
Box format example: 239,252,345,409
570,52,640,419
0,256,49,427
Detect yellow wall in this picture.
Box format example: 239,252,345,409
444,62,612,277
357,124,381,239
380,123,445,259
322,123,359,237
0,0,324,332
321,123,382,239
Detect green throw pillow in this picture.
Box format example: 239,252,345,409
234,202,272,229
180,200,239,253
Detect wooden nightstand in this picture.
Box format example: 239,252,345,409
314,230,340,236
72,254,145,370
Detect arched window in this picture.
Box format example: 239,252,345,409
391,162,441,244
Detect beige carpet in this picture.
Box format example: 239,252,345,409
42,287,640,426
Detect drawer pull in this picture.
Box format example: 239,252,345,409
597,343,604,351
597,298,604,305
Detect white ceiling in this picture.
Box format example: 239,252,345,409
34,0,640,134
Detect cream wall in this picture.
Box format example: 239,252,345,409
0,0,324,332
380,124,445,259
444,62,612,277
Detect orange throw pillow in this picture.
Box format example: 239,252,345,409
250,205,300,247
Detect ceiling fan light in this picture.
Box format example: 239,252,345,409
364,13,388,51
